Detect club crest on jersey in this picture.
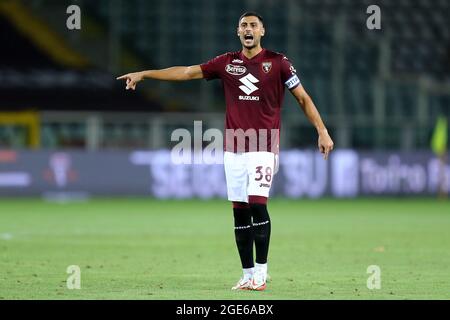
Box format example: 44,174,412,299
262,61,272,73
225,64,247,75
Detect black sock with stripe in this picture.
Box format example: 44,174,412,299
233,203,254,269
250,203,271,264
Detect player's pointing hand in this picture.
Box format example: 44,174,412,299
318,129,334,160
116,72,144,90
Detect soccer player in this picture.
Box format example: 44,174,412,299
117,12,334,291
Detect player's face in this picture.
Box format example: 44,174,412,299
237,16,265,49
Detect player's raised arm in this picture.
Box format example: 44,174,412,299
290,85,334,160
116,65,204,90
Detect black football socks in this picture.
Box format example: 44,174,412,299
233,205,254,269
249,203,271,264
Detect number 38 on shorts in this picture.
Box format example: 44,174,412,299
224,151,278,203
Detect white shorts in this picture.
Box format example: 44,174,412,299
224,151,278,203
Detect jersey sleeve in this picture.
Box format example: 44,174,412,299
280,55,301,90
200,53,228,81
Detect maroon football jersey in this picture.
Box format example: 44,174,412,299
200,48,300,153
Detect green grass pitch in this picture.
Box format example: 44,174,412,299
0,198,449,299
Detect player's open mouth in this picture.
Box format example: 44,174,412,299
244,34,254,41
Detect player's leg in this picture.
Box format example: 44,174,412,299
246,151,276,290
224,152,254,290
231,201,254,290
249,196,270,290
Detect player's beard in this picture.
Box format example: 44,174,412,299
242,38,259,50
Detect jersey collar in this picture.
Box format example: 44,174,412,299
239,48,266,63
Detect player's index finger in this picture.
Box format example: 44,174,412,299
116,75,128,80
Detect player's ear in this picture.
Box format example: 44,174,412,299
261,26,265,37
237,27,240,37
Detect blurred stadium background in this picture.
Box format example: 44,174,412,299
0,0,448,198
0,0,449,299
1,0,449,148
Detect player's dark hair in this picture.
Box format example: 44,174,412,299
238,12,264,25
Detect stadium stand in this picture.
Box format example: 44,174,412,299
0,0,449,150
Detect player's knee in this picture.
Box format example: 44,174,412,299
233,203,252,229
249,199,270,223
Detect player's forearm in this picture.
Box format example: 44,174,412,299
140,66,195,81
117,65,202,90
299,96,328,134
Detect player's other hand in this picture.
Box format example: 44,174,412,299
116,72,144,90
318,129,334,160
